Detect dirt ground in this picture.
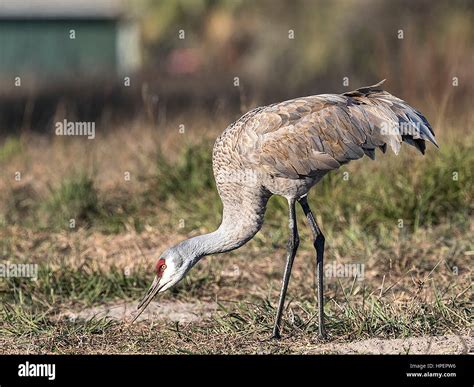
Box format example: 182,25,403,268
1,222,472,354
0,219,471,355
52,300,473,355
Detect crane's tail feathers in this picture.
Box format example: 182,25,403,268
399,109,438,154
345,82,438,156
385,105,438,155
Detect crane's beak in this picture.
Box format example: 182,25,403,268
129,276,164,323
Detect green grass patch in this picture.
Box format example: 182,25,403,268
43,174,100,229
0,303,115,342
153,141,215,201
1,262,152,308
210,281,471,340
0,137,22,164
1,136,471,237
38,174,141,233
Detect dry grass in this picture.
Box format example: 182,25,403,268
0,215,471,353
0,110,472,354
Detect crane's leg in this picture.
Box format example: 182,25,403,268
298,195,327,339
272,199,299,339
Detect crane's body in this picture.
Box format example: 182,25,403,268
132,80,438,338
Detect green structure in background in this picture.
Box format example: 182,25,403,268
0,0,141,89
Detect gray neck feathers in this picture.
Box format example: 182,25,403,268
173,190,270,265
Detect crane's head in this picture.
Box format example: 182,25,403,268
130,248,192,322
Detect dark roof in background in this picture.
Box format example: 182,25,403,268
0,0,128,20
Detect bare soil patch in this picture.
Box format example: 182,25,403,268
298,335,472,355
59,301,217,323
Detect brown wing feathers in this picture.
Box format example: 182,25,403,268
252,80,437,179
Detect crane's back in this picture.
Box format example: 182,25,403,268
213,80,437,200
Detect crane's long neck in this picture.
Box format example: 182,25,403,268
174,187,271,264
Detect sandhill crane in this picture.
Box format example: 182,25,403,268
131,80,438,338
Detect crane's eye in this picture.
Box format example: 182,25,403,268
156,259,166,275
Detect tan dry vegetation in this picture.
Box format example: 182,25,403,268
0,103,472,354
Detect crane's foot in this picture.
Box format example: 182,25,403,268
318,327,328,341
271,329,281,340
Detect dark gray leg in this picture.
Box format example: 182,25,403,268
298,195,327,339
272,199,300,339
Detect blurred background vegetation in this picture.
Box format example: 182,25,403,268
0,0,472,236
0,0,472,129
